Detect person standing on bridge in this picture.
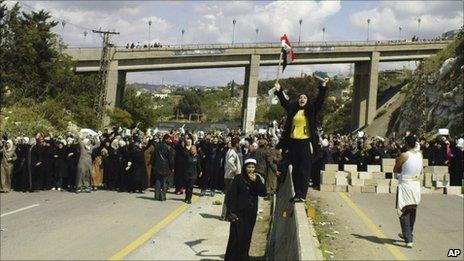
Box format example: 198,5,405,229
274,76,329,202
394,135,423,248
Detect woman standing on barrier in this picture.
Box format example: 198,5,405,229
394,135,423,248
274,76,329,202
225,158,267,261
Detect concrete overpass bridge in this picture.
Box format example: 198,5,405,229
64,40,451,132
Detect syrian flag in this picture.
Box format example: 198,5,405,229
280,34,295,72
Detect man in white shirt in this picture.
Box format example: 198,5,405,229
221,137,242,220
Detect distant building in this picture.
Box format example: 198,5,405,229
333,88,351,102
160,88,172,94
153,93,169,99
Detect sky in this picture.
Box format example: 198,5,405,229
7,0,464,86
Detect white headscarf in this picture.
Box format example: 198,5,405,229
457,138,464,151
321,139,329,147
5,140,14,151
22,137,30,145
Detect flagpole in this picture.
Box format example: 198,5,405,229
276,50,283,82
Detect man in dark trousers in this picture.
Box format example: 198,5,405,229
152,134,175,201
275,76,329,202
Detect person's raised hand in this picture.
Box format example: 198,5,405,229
248,172,257,182
322,77,329,87
274,81,281,91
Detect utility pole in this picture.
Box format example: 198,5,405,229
232,19,236,44
148,20,152,49
230,80,235,97
92,29,120,125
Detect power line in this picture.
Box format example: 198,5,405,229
17,1,94,32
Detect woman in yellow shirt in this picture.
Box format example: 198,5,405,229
275,76,329,202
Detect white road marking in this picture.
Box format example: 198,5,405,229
1,204,40,217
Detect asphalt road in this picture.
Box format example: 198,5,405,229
309,188,464,260
0,189,192,260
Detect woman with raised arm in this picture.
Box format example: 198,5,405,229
274,76,329,202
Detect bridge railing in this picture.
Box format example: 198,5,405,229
66,39,452,51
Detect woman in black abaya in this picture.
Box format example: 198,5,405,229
225,158,267,261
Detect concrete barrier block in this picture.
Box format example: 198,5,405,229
390,186,397,194
444,173,450,182
334,185,348,192
382,165,394,173
343,164,358,172
424,174,433,188
325,164,339,171
320,184,334,192
372,172,386,179
429,166,449,174
322,177,336,185
382,158,396,166
348,185,362,193
359,172,373,180
367,165,381,172
433,166,449,174
422,158,429,166
335,171,349,179
336,177,349,186
320,171,336,185
420,187,432,194
351,178,364,186
432,187,445,194
445,186,463,195
432,172,446,181
376,185,389,193
434,180,449,188
346,171,358,180
361,186,376,193
423,166,433,173
376,179,390,186
364,179,378,186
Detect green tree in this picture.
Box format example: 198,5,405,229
121,87,157,129
107,107,134,128
175,92,202,116
265,104,285,121
1,2,102,133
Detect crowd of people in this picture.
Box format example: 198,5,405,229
0,127,285,199
1,122,463,258
1,126,462,197
125,42,164,49
315,132,464,186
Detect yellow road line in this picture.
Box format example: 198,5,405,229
109,195,200,260
338,192,408,261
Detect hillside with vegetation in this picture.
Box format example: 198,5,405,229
1,2,100,136
388,30,463,137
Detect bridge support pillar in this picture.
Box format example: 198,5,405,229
351,51,380,131
103,61,126,127
241,54,260,134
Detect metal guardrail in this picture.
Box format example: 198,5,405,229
66,39,452,51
